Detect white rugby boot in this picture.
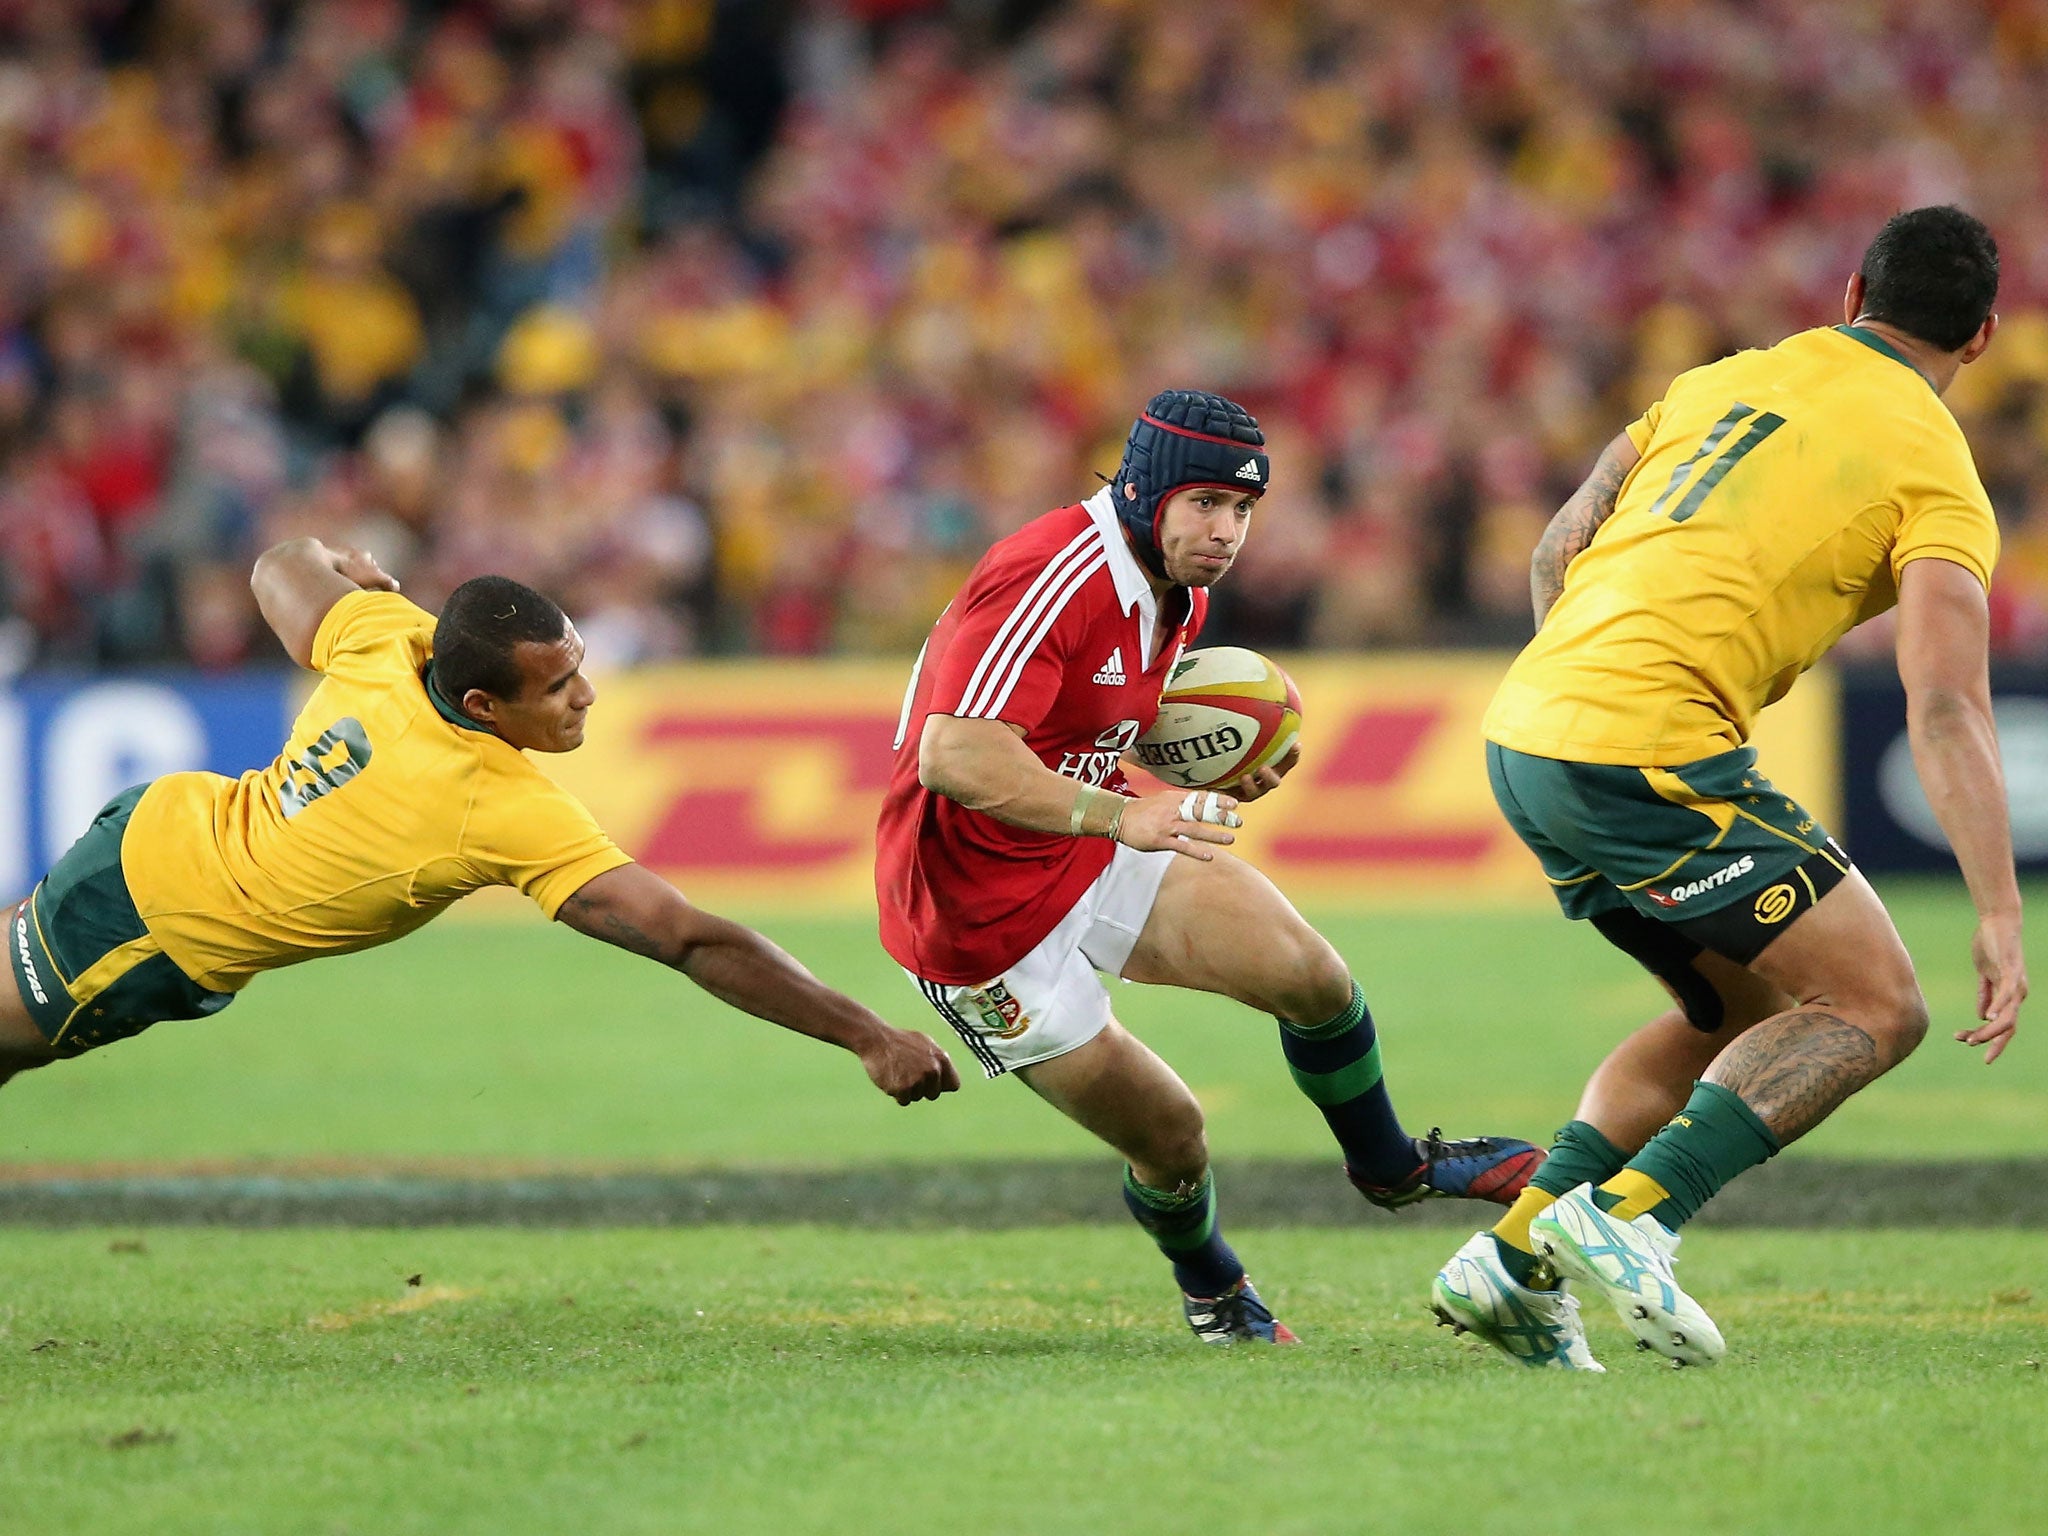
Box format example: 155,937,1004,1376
1430,1231,1603,1372
1529,1184,1725,1367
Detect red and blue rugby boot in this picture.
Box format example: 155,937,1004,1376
1348,1128,1545,1210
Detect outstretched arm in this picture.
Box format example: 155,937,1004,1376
1530,431,1641,626
250,538,401,668
1896,557,2028,1062
556,863,960,1104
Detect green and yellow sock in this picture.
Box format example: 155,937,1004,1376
1592,1082,1781,1231
1491,1119,1626,1286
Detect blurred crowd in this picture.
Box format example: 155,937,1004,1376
4,0,2048,673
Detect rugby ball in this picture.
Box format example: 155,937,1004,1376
1134,647,1302,791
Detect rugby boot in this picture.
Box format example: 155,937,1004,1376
1182,1276,1300,1346
1529,1184,1725,1367
1348,1128,1544,1210
1430,1231,1603,1371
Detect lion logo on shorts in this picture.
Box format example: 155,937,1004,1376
1754,883,1798,925
965,981,1032,1040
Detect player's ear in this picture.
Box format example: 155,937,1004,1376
459,689,499,728
1843,271,1865,325
1960,311,1998,366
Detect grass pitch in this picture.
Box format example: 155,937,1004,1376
0,879,2037,1168
4,1225,2044,1536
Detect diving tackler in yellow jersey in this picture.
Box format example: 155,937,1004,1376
4,541,959,1116
10,592,630,1053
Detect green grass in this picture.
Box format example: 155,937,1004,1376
2,1226,2043,1535
0,879,2037,1167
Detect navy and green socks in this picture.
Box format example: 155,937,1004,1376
1277,979,1416,1184
1122,1167,1244,1298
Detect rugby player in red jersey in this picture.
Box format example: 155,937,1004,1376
876,390,1542,1344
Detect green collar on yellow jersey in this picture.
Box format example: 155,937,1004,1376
421,662,493,735
1835,324,1933,389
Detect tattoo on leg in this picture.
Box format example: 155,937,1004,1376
1703,1010,1880,1145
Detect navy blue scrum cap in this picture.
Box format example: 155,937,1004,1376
1113,389,1269,578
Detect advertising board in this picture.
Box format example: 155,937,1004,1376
0,656,1841,912
1838,663,2048,874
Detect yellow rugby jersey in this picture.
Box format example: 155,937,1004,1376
1487,325,1999,766
122,591,632,991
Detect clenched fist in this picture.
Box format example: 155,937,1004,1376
860,1026,963,1104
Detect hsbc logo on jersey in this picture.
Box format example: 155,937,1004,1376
964,980,1031,1040
1056,720,1141,787
1644,854,1755,907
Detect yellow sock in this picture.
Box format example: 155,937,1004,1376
1490,1185,1559,1255
1596,1168,1672,1223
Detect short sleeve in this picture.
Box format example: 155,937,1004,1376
1623,397,1666,455
312,591,437,673
463,771,635,918
1891,419,2000,592
924,551,1095,732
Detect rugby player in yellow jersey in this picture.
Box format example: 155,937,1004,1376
1,537,959,1118
1430,206,2029,1370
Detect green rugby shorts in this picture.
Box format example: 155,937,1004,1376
1486,741,1850,964
8,784,234,1056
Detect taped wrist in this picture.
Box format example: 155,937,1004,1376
1069,785,1128,840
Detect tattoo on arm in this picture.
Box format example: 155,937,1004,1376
1531,440,1636,626
1703,1010,1883,1146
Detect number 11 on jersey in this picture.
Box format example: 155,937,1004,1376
1650,402,1788,524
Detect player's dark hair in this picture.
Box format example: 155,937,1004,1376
433,576,568,701
1857,205,1999,352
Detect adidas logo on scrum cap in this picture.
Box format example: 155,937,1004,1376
1234,459,1263,482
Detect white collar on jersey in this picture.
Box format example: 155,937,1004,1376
1082,486,1165,666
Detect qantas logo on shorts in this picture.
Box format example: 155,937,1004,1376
13,903,47,1006
1645,854,1755,907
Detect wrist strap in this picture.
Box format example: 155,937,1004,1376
1069,785,1128,840
1068,787,1092,836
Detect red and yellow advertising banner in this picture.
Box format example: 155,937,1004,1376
529,655,1840,913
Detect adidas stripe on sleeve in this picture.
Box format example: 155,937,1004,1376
926,528,1106,729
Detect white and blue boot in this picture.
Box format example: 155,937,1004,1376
1431,1231,1603,1371
1529,1184,1725,1367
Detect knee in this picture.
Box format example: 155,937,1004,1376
1138,1102,1209,1187
1872,984,1930,1066
1272,931,1353,1025
1826,962,1928,1067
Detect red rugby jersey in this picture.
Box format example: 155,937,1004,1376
876,490,1208,983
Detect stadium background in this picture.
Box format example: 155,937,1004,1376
4,0,2047,899
0,0,2042,1161
2,8,2046,1534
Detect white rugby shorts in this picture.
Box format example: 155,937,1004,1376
906,843,1176,1077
